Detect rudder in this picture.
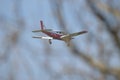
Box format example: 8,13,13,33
40,20,44,30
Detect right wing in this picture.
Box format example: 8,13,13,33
32,36,53,39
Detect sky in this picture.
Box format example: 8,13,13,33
0,0,120,80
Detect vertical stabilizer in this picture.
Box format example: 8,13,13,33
40,20,44,30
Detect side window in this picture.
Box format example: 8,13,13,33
55,31,62,34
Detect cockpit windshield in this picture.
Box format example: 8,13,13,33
54,31,67,35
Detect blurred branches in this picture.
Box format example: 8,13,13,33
86,0,120,50
0,0,25,62
50,0,120,80
0,0,120,80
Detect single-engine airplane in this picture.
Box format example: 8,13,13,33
32,20,88,46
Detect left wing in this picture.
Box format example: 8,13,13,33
32,36,53,39
69,31,88,37
61,31,88,39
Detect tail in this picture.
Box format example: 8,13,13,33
32,20,53,33
40,20,44,30
32,20,44,33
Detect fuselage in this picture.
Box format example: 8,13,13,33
42,30,63,40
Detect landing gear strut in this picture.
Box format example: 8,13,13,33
49,39,52,44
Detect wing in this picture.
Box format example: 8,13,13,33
32,36,53,39
61,31,88,39
68,31,88,37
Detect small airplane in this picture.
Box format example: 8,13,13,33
32,20,88,46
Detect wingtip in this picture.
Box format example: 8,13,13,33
32,36,36,38
84,31,88,33
81,30,88,34
32,31,37,33
32,31,35,32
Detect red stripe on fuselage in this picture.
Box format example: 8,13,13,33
42,31,63,40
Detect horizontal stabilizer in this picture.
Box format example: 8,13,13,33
32,30,42,32
32,29,53,33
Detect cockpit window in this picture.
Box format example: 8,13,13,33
55,31,66,35
56,31,61,34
